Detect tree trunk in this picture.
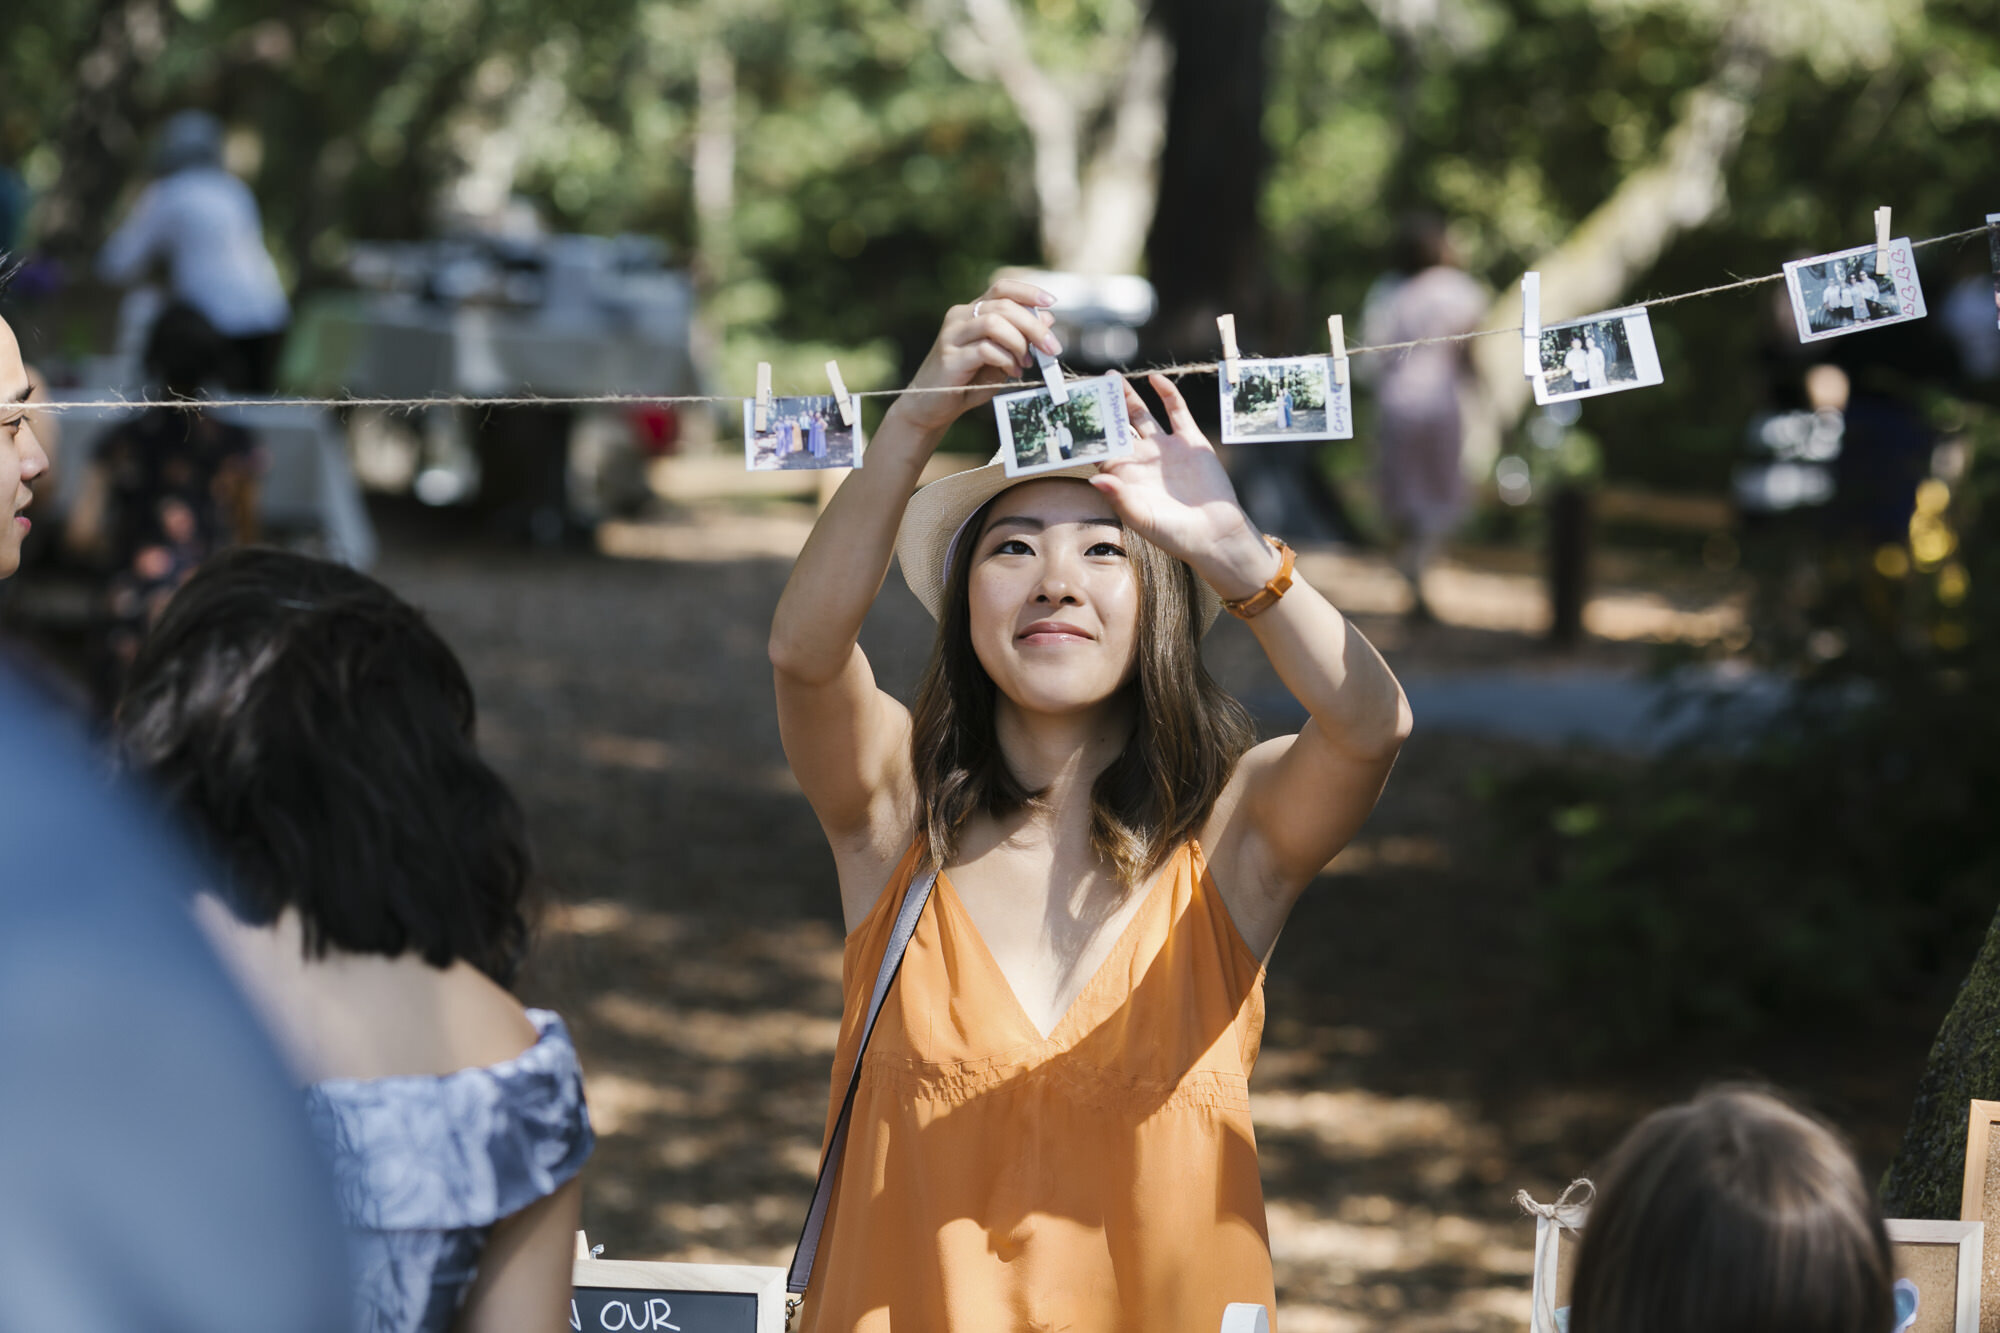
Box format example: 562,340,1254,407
1467,36,1768,430
1142,0,1271,359
1882,903,2000,1218
940,0,1172,276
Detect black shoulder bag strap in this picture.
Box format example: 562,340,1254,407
786,864,940,1299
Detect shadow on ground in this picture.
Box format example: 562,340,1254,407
366,501,1943,1332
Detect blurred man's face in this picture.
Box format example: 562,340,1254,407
0,318,50,579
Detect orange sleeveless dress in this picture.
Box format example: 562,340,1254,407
798,840,1276,1332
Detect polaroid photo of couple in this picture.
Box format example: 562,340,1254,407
743,394,863,472
1219,356,1354,444
1532,307,1666,405
993,374,1134,478
1784,238,1928,343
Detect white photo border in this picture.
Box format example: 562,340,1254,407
993,374,1134,478
741,394,865,472
1531,306,1665,406
1782,238,1928,345
1219,355,1355,444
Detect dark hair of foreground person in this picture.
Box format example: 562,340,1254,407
1569,1086,1894,1333
115,546,532,983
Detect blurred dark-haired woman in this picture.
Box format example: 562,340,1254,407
116,548,592,1333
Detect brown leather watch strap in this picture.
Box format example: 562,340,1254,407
1222,537,1296,620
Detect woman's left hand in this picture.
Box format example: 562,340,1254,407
1090,373,1281,602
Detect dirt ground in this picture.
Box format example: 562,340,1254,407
241,498,1957,1329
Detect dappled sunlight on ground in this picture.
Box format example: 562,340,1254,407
360,499,1932,1329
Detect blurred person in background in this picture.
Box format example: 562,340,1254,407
1360,213,1488,620
117,549,594,1333
65,302,258,696
1566,1086,1893,1333
0,666,352,1333
98,110,290,393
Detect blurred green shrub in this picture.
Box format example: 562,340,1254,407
1496,397,2000,1049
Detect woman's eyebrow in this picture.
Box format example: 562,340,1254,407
985,516,1045,535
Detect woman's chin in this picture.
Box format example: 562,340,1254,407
996,678,1126,718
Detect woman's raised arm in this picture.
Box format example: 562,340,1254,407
1092,374,1413,957
770,282,1060,921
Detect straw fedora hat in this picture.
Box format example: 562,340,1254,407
895,454,1223,632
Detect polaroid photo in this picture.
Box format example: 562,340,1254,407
993,374,1133,478
1531,306,1665,405
743,394,863,472
1219,356,1354,444
1784,238,1927,343
1987,214,1999,332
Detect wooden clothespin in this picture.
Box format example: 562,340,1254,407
1874,206,1893,276
824,360,855,426
575,1231,591,1262
1217,314,1242,387
1521,272,1543,382
754,362,774,432
1328,314,1350,386
1033,345,1069,406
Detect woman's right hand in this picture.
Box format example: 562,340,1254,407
887,279,1064,437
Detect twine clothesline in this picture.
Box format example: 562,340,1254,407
24,223,1996,416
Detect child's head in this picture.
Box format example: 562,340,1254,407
1569,1087,1892,1333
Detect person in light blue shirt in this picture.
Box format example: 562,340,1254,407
0,666,353,1333
98,111,291,391
117,548,593,1333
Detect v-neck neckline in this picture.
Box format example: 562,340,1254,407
934,847,1184,1047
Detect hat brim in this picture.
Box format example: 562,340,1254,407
894,459,1223,633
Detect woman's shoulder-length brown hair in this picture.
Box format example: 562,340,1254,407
909,491,1255,886
1568,1085,1894,1333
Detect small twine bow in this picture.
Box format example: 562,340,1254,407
1517,1177,1595,1227
1519,1179,1595,1333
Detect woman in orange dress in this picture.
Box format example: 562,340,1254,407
769,282,1412,1331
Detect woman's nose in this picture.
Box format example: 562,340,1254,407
1034,561,1082,604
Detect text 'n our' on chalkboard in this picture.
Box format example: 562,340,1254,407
571,1285,758,1333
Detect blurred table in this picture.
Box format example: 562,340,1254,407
38,390,377,569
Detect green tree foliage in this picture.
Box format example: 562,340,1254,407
5,0,1997,461
1493,397,2000,1049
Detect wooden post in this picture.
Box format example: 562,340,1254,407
1548,483,1591,648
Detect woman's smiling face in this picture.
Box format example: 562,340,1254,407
965,478,1141,716
0,316,49,579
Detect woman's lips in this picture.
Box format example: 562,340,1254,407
1018,621,1092,644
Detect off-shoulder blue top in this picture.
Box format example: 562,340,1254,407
303,1008,594,1333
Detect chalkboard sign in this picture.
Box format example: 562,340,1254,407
571,1259,785,1333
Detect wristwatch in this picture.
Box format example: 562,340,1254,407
1222,537,1295,620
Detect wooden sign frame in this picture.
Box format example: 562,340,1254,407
1887,1219,1982,1333
1960,1098,2000,1331
571,1259,786,1333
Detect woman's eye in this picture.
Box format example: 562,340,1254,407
1087,541,1127,558
993,538,1033,556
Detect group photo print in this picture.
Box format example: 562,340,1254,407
1784,238,1928,341
1219,355,1354,444
743,394,864,472
994,374,1134,477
